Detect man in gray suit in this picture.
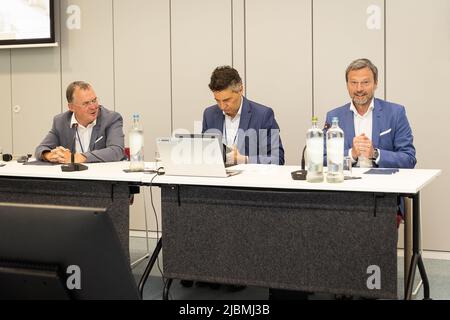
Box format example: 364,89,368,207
35,81,125,163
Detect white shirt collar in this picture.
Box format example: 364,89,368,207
350,98,375,118
70,113,97,129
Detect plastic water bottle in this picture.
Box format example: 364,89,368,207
129,114,144,171
306,116,324,183
326,117,344,183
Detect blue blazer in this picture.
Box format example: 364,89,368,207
202,97,285,165
325,98,416,169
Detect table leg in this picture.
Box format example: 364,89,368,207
405,193,431,300
138,237,162,299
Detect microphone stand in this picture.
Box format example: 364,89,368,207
291,122,329,181
291,145,307,180
61,124,88,172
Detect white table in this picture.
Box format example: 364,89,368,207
0,161,143,183
0,161,146,261
141,164,441,300
1,161,440,299
145,165,440,194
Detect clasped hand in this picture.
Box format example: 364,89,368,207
352,134,375,159
43,147,86,164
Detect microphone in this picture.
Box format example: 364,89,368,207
291,145,307,181
301,145,306,171
61,123,88,172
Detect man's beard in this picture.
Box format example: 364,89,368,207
353,94,372,106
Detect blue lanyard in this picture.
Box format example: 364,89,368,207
75,127,85,153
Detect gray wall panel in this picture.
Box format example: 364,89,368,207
246,0,312,165
171,0,232,133
232,0,246,87
11,47,61,156
113,0,171,162
314,0,385,126
387,0,450,251
0,50,12,154
113,0,171,232
60,0,114,109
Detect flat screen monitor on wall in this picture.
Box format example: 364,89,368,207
0,0,56,49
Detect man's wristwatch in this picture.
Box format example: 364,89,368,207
372,148,379,161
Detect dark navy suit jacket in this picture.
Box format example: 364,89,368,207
202,97,285,165
325,98,416,169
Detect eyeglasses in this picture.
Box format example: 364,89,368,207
348,80,373,88
74,97,98,107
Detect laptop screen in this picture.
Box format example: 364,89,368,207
156,134,230,177
174,133,226,163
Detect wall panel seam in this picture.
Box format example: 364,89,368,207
311,0,315,117
231,0,234,67
112,0,117,111
243,0,247,96
59,1,63,113
169,0,174,134
9,49,13,152
384,0,387,101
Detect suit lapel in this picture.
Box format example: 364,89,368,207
372,99,382,147
211,106,224,134
89,107,102,151
343,103,355,149
238,97,251,131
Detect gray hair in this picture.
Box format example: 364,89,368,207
66,81,92,103
345,59,378,83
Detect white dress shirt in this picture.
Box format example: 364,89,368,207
70,114,96,154
348,98,380,164
223,98,243,147
351,98,374,140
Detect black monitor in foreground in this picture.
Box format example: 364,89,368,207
0,203,140,300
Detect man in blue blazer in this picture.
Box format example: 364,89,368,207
326,59,416,169
202,66,285,165
322,59,416,300
180,66,285,291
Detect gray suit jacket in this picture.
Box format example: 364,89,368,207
35,106,125,163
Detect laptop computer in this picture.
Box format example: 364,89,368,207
175,133,237,168
156,135,241,178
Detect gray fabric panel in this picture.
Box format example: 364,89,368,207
161,185,397,299
0,178,130,259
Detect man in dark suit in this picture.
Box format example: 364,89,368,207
325,58,416,169
35,81,125,163
202,66,285,165
180,66,285,292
